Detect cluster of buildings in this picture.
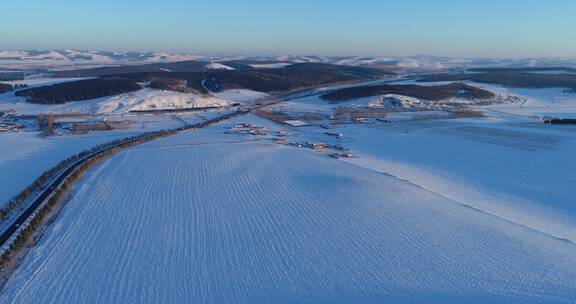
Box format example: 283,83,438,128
283,119,310,127
0,111,24,132
368,94,423,109
230,123,272,137
229,122,353,159
229,123,290,140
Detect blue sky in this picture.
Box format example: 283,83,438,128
1,0,575,57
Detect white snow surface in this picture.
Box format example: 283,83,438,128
213,89,269,102
470,83,576,118
110,89,231,112
0,88,232,115
0,112,188,206
206,62,235,70
267,87,576,243
4,77,576,302
3,120,576,303
248,62,291,69
0,130,143,205
233,82,576,243
338,118,576,242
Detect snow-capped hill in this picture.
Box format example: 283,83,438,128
34,51,69,60
332,56,395,66
60,50,113,62
247,54,453,70
261,55,328,64
0,50,202,63
397,58,445,69
206,62,235,70
0,50,69,61
0,50,30,59
3,50,576,72
144,52,203,62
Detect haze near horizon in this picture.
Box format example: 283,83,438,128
1,0,575,58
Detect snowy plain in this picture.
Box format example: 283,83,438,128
214,89,269,103
0,121,182,206
3,123,576,303
2,74,576,302
0,86,262,206
265,87,576,243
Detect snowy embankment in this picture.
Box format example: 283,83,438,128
3,124,576,303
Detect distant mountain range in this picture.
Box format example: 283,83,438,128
0,50,202,63
2,50,576,71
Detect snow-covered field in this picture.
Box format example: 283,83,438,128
394,78,576,119
473,84,576,118
0,126,171,206
0,110,195,207
266,87,576,243
339,118,576,242
0,132,105,204
214,89,269,102
0,84,266,206
3,73,576,302
3,124,576,303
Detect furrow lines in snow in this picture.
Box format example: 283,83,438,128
3,137,576,303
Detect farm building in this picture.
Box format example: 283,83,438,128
284,120,309,127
